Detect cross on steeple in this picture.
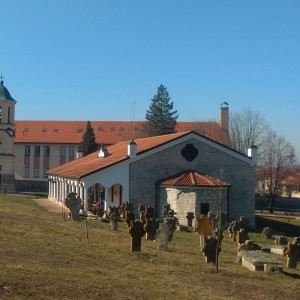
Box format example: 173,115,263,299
0,74,4,84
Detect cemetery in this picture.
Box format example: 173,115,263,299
0,194,299,299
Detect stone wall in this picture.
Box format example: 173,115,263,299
129,137,255,228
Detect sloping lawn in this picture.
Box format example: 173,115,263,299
0,194,299,300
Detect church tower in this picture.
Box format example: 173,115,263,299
0,76,17,193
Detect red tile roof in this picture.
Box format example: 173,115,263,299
159,170,230,187
15,120,230,146
49,131,193,179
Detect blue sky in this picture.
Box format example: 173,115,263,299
1,0,299,158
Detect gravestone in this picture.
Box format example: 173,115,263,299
274,236,288,245
129,220,145,252
157,223,171,250
285,237,300,269
108,211,119,231
138,205,146,223
65,192,82,221
202,236,220,263
144,206,154,220
144,218,160,240
236,229,249,244
262,227,273,239
186,212,194,227
125,211,135,227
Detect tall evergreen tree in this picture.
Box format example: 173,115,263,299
81,121,98,156
143,84,178,136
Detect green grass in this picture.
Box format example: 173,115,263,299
255,215,300,237
0,194,299,300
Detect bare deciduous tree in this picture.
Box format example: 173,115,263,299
229,107,269,154
256,129,296,212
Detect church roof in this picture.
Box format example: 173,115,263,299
48,131,192,179
48,131,247,180
0,80,15,101
14,120,230,146
159,170,230,187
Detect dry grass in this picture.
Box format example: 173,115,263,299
0,194,299,300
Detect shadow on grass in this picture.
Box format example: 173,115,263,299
282,271,300,279
255,215,300,237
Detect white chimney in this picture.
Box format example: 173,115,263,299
76,150,83,159
248,145,258,166
98,146,109,158
128,139,137,158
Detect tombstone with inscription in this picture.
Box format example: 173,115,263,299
285,237,300,269
129,220,146,252
144,218,160,240
65,192,82,221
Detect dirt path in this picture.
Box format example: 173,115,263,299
33,198,64,213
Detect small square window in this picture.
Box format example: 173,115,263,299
110,127,115,131
77,128,82,133
98,127,103,131
42,128,47,132
54,129,59,132
119,127,124,131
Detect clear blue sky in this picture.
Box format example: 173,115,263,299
1,0,299,159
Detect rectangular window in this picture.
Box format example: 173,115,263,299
69,146,74,157
34,168,40,178
34,146,40,156
25,146,30,156
110,127,115,131
25,167,30,178
42,128,47,132
44,146,50,156
43,169,48,178
98,127,103,131
54,128,59,132
119,127,124,131
60,146,66,156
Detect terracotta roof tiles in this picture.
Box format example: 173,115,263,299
159,170,230,187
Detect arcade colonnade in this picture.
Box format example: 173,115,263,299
48,175,124,212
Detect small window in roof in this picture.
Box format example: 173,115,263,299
77,128,82,132
119,127,124,131
53,129,59,132
134,127,139,131
110,127,115,131
42,128,46,132
98,127,103,131
23,128,29,132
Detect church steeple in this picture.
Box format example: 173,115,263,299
0,75,16,192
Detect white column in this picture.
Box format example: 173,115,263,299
104,187,109,211
84,187,88,212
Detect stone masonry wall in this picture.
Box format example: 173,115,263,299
129,138,255,228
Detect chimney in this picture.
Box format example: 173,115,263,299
220,105,229,131
76,150,83,159
98,145,109,158
128,139,137,158
248,145,258,166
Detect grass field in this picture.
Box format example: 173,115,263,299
0,194,299,300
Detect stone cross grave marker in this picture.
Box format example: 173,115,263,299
129,220,146,252
144,218,160,240
285,237,300,269
65,192,82,221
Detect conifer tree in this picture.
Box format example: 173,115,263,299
143,84,178,137
81,121,98,156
